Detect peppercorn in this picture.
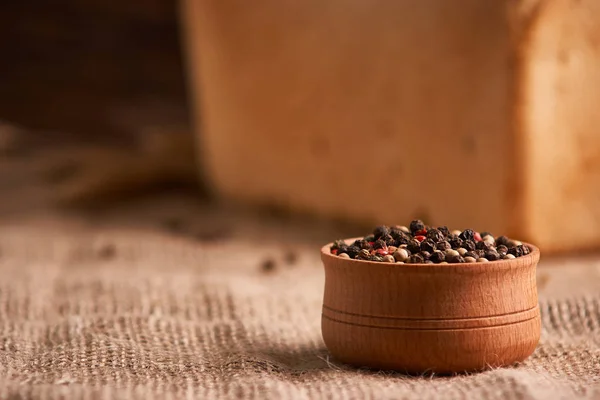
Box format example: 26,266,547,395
508,246,523,257
393,248,409,262
373,239,387,250
338,253,350,259
426,228,445,242
459,229,475,241
463,240,476,251
382,254,395,263
480,232,492,239
336,244,349,255
396,225,410,233
408,254,425,264
483,235,495,246
387,246,398,254
394,232,411,245
440,261,449,264
436,241,451,251
415,229,428,237
449,237,464,249
511,240,523,247
407,239,421,254
496,245,508,255
382,234,396,246
457,248,468,256
373,225,391,240
464,251,479,259
502,254,515,260
477,257,489,263
357,249,371,260
364,234,376,243
370,255,384,262
420,251,432,260
430,251,446,263
409,220,425,234
396,261,405,264
450,255,465,263
425,260,434,264
415,235,426,242
484,250,500,261
520,245,530,255
496,236,511,247
345,245,361,259
420,239,436,253
445,249,460,262
451,230,462,236
476,241,492,251
464,256,477,263
331,239,346,251
438,226,450,237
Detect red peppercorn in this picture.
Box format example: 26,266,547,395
415,235,426,242
474,232,482,242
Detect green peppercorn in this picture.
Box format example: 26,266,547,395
382,254,395,263
464,256,477,263
373,226,391,240
436,241,451,251
430,251,446,263
358,249,371,260
426,228,444,242
409,220,425,234
370,255,384,262
408,254,425,264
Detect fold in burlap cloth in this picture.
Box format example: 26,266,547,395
0,217,599,400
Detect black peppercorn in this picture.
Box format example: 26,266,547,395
381,234,396,246
449,237,464,249
447,233,459,241
484,250,500,261
420,239,436,253
336,244,349,255
507,246,522,257
353,239,371,250
476,241,491,251
464,251,479,259
496,236,511,247
420,251,432,260
407,239,421,254
345,245,361,259
459,229,475,241
409,220,425,234
463,240,476,251
436,241,451,251
475,249,486,258
408,254,425,264
496,245,508,255
373,239,387,250
522,245,530,255
430,251,446,263
364,234,376,243
449,255,466,263
438,226,450,237
373,225,391,240
331,239,346,251
426,228,444,242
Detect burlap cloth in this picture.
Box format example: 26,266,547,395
1,209,599,400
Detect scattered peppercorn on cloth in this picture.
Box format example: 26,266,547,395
0,218,600,400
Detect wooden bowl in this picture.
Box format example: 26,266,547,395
320,239,541,374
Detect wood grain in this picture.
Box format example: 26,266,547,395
320,239,541,373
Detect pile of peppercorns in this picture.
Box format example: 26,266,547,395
329,220,530,264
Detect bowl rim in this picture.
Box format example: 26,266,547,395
321,237,540,272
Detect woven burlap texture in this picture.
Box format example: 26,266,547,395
0,227,599,400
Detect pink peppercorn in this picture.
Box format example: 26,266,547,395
415,235,426,242
474,232,482,242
